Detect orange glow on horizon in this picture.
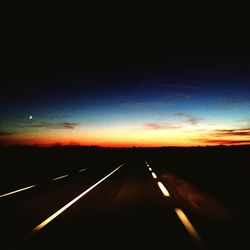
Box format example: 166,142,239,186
1,125,250,147
2,137,250,147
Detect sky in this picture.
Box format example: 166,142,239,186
1,32,250,147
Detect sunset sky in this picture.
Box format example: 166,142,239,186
1,33,250,147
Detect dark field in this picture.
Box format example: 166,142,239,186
0,145,249,249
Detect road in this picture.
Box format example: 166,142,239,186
0,159,246,250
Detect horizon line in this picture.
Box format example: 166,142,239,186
1,144,250,149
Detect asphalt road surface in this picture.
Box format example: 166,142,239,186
0,159,246,250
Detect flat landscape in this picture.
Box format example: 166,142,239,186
0,146,249,250
1,32,250,250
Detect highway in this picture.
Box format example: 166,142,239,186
0,158,246,250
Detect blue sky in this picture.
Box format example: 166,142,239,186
1,37,250,146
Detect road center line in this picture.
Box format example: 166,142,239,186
151,172,157,179
30,163,125,234
148,167,152,171
0,185,36,198
52,174,69,181
157,181,170,197
175,208,207,250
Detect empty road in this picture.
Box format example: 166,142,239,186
0,159,246,249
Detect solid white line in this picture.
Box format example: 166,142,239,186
31,163,125,234
157,181,170,197
175,208,207,250
0,185,36,198
52,174,69,181
78,168,87,172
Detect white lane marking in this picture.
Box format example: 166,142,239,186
157,181,170,197
151,172,157,179
148,167,152,171
78,168,87,172
0,185,36,198
175,208,207,250
52,174,69,181
31,163,125,234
